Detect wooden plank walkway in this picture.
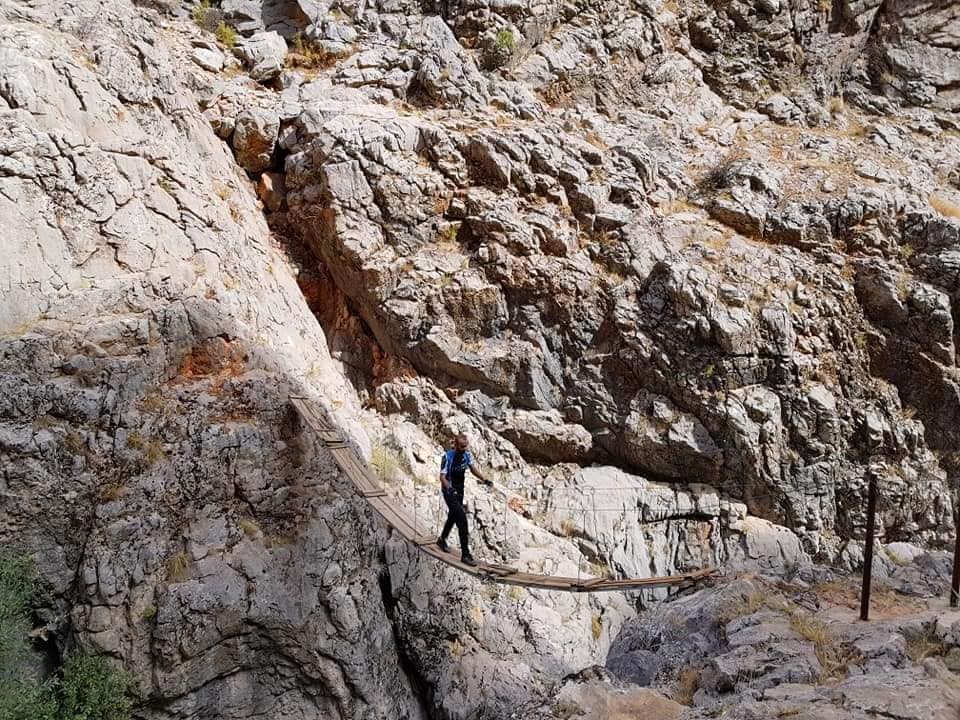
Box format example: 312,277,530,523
290,396,718,593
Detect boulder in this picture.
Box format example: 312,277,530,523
191,47,224,72
257,171,286,211
236,31,288,81
232,108,280,172
497,409,593,463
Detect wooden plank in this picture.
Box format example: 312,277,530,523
330,447,378,485
290,397,344,442
477,565,516,577
367,498,419,537
576,578,608,589
296,406,341,441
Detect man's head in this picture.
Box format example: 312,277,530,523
454,433,469,451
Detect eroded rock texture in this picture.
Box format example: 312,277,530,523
2,0,960,717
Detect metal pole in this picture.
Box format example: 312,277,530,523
860,470,878,622
950,503,960,608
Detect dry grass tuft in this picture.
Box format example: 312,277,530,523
930,194,960,219
140,392,166,414
192,0,211,25
790,612,832,645
697,148,746,192
904,625,946,662
790,612,863,682
372,444,403,484
166,552,191,583
719,591,768,624
286,33,346,71
583,130,608,150
591,614,603,641
551,700,584,719
144,439,166,465
659,198,700,216
239,518,261,537
673,665,701,705
559,517,577,537
265,533,295,548
97,482,126,503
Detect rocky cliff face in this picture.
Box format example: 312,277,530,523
1,0,959,717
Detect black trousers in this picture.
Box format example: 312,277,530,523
440,485,470,556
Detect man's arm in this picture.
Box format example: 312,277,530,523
439,454,450,490
469,463,490,485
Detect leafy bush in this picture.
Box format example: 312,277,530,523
481,28,516,70
191,0,210,24
0,553,41,687
0,681,59,720
215,22,238,48
0,552,136,720
192,0,223,32
59,655,135,720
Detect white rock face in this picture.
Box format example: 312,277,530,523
0,2,419,717
3,0,960,717
191,47,224,72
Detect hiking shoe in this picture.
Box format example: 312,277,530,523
462,554,478,567
437,538,450,552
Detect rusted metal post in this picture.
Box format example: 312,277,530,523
950,504,960,608
860,470,878,621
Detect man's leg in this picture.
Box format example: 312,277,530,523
439,489,456,551
447,489,472,561
440,512,455,543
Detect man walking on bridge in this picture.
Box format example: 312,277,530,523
437,433,490,566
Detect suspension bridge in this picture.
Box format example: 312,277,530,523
290,396,717,593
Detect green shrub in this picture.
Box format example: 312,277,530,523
482,28,516,70
192,0,223,32
0,553,38,620
59,654,135,720
215,22,238,48
191,0,211,24
0,553,40,678
0,553,56,720
0,680,59,720
0,552,136,720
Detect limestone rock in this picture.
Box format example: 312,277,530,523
236,31,288,81
232,108,280,172
191,47,224,72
